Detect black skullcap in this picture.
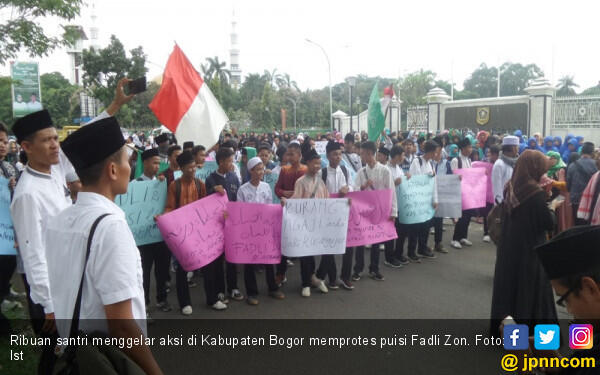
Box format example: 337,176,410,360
155,133,169,144
183,141,194,149
458,138,471,149
326,140,342,154
176,150,194,167
141,148,159,161
535,226,600,279
13,109,54,144
303,148,321,162
378,147,390,157
61,117,125,170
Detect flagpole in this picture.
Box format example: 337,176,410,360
306,39,333,132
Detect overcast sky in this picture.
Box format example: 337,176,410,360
2,0,599,93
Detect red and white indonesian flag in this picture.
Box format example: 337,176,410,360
149,45,228,148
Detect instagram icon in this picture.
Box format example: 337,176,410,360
569,324,593,349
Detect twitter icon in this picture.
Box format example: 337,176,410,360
534,324,560,350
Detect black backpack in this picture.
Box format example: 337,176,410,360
321,165,349,185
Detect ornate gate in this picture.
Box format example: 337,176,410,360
406,105,428,133
552,95,600,130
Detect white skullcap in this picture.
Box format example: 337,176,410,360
502,135,519,146
247,157,263,171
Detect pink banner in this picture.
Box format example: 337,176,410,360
453,168,487,210
472,161,494,204
224,202,282,264
157,193,228,272
331,189,397,247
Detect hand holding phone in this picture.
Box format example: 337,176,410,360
126,77,147,95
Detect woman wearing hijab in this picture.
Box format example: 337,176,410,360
526,137,544,152
490,150,557,335
553,136,562,151
561,138,579,163
542,136,557,153
547,151,573,232
562,133,575,154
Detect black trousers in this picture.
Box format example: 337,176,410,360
245,264,278,296
174,261,191,309
300,256,316,287
202,254,239,305
340,248,355,281
431,217,443,244
22,275,57,375
138,242,170,305
453,209,475,241
0,255,16,335
276,256,288,277
354,244,380,274
396,221,427,257
481,203,493,235
316,255,337,284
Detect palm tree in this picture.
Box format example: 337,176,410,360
206,57,231,84
200,63,213,81
276,73,299,92
556,75,579,96
262,68,280,88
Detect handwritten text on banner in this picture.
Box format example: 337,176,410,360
224,202,282,264
0,177,14,255
396,175,435,224
435,174,462,218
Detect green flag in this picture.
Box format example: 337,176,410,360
367,84,386,141
134,150,143,179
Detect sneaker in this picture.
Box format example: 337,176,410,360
181,305,193,315
398,256,410,265
327,282,339,290
434,243,448,254
301,287,311,297
369,271,385,281
188,280,197,288
156,301,172,312
417,249,437,259
340,279,354,290
311,274,323,288
246,296,259,306
165,281,171,289
483,235,491,243
316,280,328,293
450,240,462,249
186,271,194,281
408,255,421,263
460,238,473,246
384,259,403,268
351,273,361,281
230,289,244,301
268,290,285,299
217,293,230,304
286,259,295,267
211,301,227,311
275,274,287,287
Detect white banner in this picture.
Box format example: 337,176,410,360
281,198,349,256
435,174,462,218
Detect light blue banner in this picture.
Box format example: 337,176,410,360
115,180,167,246
396,174,435,224
264,172,280,204
0,177,15,255
195,161,218,181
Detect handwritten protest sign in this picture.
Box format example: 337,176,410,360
115,180,167,246
453,168,487,210
435,174,462,218
224,202,282,264
0,177,14,255
315,141,328,155
396,175,435,224
157,193,228,271
472,161,494,204
195,161,218,181
332,189,397,247
264,172,280,204
281,199,349,257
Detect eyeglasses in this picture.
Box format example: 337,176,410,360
556,287,576,307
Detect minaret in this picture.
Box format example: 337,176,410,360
90,1,100,50
229,10,242,88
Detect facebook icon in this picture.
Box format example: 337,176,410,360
503,325,529,350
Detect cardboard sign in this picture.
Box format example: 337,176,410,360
453,168,487,210
435,174,462,218
396,175,435,224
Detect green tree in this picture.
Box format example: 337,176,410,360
205,57,230,84
0,77,13,125
81,35,148,127
581,82,600,96
556,75,579,96
40,72,78,126
463,63,498,98
499,62,543,96
0,1,84,64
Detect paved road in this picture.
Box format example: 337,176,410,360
150,220,566,320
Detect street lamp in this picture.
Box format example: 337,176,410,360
346,76,356,133
306,38,333,132
286,97,297,131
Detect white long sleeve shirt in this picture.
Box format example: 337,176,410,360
237,181,273,204
353,162,397,217
492,159,514,204
319,165,353,195
408,156,439,204
450,154,472,171
45,192,146,338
